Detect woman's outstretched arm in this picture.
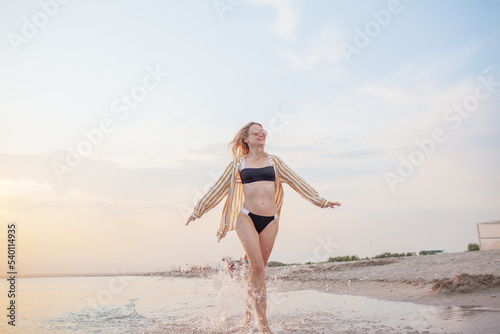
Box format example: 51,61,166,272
186,160,234,225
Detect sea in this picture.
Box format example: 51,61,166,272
2,267,499,334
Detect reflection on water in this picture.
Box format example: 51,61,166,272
1,274,498,334
436,305,500,320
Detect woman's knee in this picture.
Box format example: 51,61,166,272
250,260,266,275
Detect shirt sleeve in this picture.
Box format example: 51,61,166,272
274,155,328,208
192,160,234,219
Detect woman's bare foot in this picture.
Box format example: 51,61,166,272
240,308,252,328
259,321,274,334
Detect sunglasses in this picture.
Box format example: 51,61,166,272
249,129,268,137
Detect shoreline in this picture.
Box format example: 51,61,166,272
8,251,500,309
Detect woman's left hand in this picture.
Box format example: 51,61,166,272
326,201,341,209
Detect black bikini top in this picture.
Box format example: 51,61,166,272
239,158,276,184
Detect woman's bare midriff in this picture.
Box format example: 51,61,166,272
242,181,277,216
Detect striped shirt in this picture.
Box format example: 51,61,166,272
192,154,328,242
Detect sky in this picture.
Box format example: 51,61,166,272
0,0,499,276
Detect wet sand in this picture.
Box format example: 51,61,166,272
266,250,500,308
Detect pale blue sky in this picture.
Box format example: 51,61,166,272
0,0,499,275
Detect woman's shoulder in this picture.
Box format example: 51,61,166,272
266,153,282,162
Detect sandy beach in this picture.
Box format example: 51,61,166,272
266,250,500,308
6,251,499,334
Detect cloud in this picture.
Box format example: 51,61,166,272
357,84,416,106
383,40,486,86
248,0,300,41
248,1,347,75
276,24,345,71
0,152,198,200
483,64,498,74
0,196,40,215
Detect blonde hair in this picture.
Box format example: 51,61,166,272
228,122,263,159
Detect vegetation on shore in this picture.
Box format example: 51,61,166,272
268,252,416,267
267,261,300,267
468,243,480,251
267,243,479,267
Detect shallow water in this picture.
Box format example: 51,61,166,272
2,269,499,334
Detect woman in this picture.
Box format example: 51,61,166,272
186,122,340,333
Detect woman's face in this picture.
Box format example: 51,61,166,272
245,124,267,147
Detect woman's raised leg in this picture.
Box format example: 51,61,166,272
235,213,278,334
259,217,279,265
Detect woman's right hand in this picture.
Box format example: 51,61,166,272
186,215,196,226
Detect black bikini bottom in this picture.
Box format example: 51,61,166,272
242,208,278,233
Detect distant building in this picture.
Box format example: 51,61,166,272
476,220,500,250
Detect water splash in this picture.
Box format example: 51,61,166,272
51,298,154,334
